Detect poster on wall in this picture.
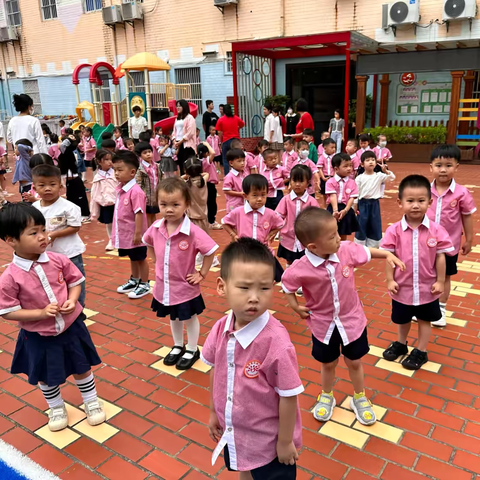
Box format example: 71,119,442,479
396,74,451,116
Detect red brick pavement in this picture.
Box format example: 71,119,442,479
1,163,480,479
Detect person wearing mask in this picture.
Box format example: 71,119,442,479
285,106,299,135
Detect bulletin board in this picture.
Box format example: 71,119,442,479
396,81,452,116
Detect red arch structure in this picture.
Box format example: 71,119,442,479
72,63,100,85
89,62,119,85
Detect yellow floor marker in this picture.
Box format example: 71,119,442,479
353,420,403,443
84,319,96,327
83,308,99,318
150,360,184,377
35,425,80,449
340,396,387,421
73,420,119,443
319,421,369,449
105,250,119,256
451,281,473,288
375,359,414,377
445,317,467,327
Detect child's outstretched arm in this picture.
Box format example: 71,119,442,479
203,141,215,163
432,253,446,295
369,248,406,271
277,396,299,465
461,214,474,255
284,292,310,319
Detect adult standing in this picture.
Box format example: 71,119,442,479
329,109,345,153
215,104,245,175
173,99,196,175
7,94,47,154
289,98,314,141
263,105,283,158
202,100,219,137
285,106,299,135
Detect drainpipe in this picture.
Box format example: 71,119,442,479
280,0,285,36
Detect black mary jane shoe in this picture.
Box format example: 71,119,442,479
175,348,200,370
163,345,186,366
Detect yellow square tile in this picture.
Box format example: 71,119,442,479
331,408,356,426
353,420,403,443
83,308,99,318
105,250,119,256
150,280,156,286
150,359,183,377
276,282,282,287
79,399,122,421
367,345,384,359
457,265,472,272
375,359,414,377
456,287,480,295
446,317,467,327
84,319,96,327
210,267,220,272
152,346,171,357
450,291,467,298
445,310,453,317
45,403,86,427
192,359,211,373
73,419,119,443
451,281,473,288
421,360,441,373
319,421,369,449
35,425,80,449
340,396,387,421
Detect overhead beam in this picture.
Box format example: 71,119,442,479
377,47,390,53
396,45,408,52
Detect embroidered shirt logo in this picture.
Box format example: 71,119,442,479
58,272,64,283
178,240,189,251
427,237,437,248
263,222,270,230
244,359,261,378
342,266,350,278
450,200,458,208
345,188,352,194
123,198,129,205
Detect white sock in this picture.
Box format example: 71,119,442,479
39,384,64,409
439,302,447,317
75,373,98,404
106,223,112,239
183,315,200,359
170,319,184,354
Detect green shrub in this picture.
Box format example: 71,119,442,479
364,126,447,144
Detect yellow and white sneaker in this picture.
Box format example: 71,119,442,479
313,391,335,422
84,399,106,426
351,393,376,426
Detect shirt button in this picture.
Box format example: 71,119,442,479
228,427,232,432
229,362,234,368
227,396,232,402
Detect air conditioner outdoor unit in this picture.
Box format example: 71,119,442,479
384,1,420,28
0,26,17,42
102,5,123,25
121,1,143,21
214,0,238,6
443,0,477,21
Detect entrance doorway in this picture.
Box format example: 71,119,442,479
286,61,356,143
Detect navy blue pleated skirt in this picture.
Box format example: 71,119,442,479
327,203,359,236
11,313,102,386
277,244,305,264
151,295,205,321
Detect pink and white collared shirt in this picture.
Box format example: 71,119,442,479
260,165,288,198
282,242,371,345
206,134,221,156
282,150,299,174
142,160,159,193
222,203,284,245
296,157,319,196
82,136,96,161
427,180,476,255
143,216,218,306
111,178,147,250
381,216,454,306
223,168,246,212
325,174,358,205
201,311,303,471
244,152,257,176
276,190,319,252
150,138,160,163
0,252,84,336
317,144,324,157
202,158,219,184
318,152,333,177
373,146,392,162
115,137,127,150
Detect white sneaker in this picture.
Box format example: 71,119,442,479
195,253,203,266
297,287,303,295
84,399,106,426
105,241,114,251
127,281,151,299
48,403,68,432
212,256,220,268
209,222,223,230
432,312,447,327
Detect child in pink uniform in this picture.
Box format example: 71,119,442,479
261,149,289,210
282,207,404,425
316,131,330,157
144,177,218,370
373,134,392,166
277,165,319,266
139,130,160,164
317,138,336,206
325,153,359,240
296,140,320,198
382,175,454,370
353,134,372,175
203,238,303,479
59,119,66,136
206,125,222,173
91,149,118,251
81,127,96,175
282,137,298,175
113,127,124,151
112,151,150,300
223,148,246,212
248,139,269,175
427,145,476,326
48,134,61,164
0,203,105,432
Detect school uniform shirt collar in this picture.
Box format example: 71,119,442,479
334,174,346,183
122,178,137,192
13,252,50,272
230,168,240,177
155,215,191,236
431,179,456,194
401,215,430,231
98,168,114,178
223,310,270,349
305,249,339,267
244,203,265,215
290,190,309,203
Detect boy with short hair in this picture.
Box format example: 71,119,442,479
353,134,372,175
128,106,147,141
139,130,160,164
282,137,298,175
317,131,330,157
202,238,303,479
260,148,289,210
382,175,454,370
318,138,336,204
223,148,246,212
32,164,86,306
100,139,116,153
427,145,476,326
282,207,404,424
112,150,150,299
345,139,358,163
303,128,318,164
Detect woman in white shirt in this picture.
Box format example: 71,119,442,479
7,94,48,154
173,99,196,175
263,104,283,160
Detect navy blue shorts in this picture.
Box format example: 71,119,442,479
327,203,359,236
320,177,332,195
224,446,296,479
355,198,382,244
98,205,114,224
277,244,305,264
445,253,458,276
312,327,369,363
118,246,147,261
391,299,441,324
266,190,283,210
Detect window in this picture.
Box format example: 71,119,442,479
83,0,102,12
225,52,233,74
22,80,42,114
41,0,57,20
6,0,21,26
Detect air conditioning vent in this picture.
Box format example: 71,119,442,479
214,0,238,6
443,0,477,21
102,5,123,25
121,1,143,21
0,26,18,42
